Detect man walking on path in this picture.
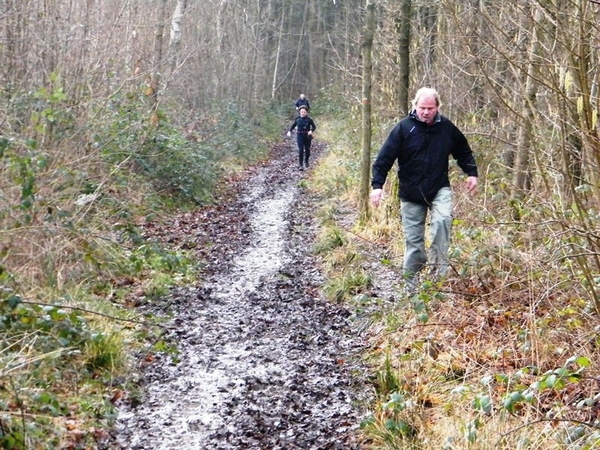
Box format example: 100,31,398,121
287,105,316,170
369,87,478,293
295,94,310,112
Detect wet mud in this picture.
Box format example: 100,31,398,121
113,138,371,449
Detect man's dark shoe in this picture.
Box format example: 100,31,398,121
304,161,309,168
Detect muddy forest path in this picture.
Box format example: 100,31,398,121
113,136,371,449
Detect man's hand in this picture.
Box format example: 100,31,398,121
370,189,383,207
466,176,478,194
287,131,291,137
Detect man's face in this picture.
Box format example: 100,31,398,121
299,108,307,117
416,95,438,125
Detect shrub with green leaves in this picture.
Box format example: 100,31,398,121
0,289,127,448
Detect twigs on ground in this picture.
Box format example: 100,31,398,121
17,299,166,329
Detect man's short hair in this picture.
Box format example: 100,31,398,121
412,87,442,108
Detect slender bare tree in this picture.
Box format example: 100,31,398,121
397,0,412,116
360,0,376,220
168,0,188,73
510,6,542,205
150,0,168,114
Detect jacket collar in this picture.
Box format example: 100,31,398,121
409,110,442,124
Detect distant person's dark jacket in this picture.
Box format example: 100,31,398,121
295,98,310,110
372,111,478,204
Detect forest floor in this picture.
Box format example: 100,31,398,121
110,137,374,449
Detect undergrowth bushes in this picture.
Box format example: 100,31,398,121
0,285,125,448
0,77,284,448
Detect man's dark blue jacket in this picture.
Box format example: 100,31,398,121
295,98,310,110
371,111,478,204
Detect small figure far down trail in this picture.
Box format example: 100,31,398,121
369,87,478,294
294,93,310,113
287,105,316,171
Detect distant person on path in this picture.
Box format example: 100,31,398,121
287,105,316,170
295,93,310,112
370,87,478,293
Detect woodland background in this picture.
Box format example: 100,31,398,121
1,0,600,448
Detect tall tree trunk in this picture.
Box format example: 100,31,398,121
308,0,319,91
360,0,376,221
168,0,187,74
248,1,260,106
510,7,542,211
570,0,600,204
215,0,229,102
422,3,437,73
271,4,286,100
397,0,411,117
291,1,310,95
470,0,487,110
150,0,168,114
